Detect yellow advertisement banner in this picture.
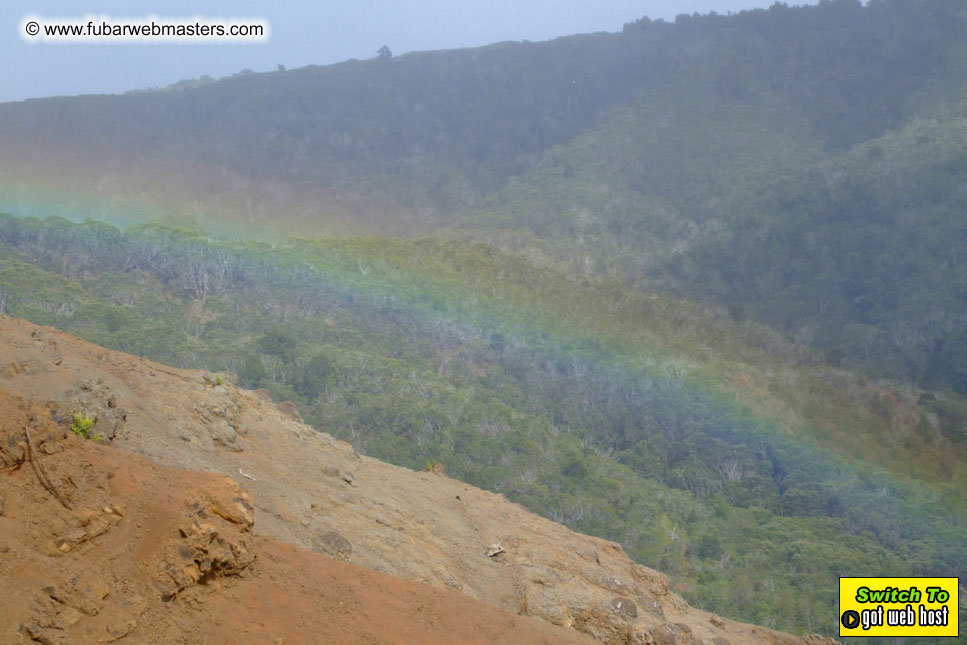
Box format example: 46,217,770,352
839,577,959,637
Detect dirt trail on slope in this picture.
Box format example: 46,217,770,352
0,315,838,644
0,390,595,644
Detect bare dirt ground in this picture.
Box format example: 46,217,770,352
0,315,838,644
0,390,596,644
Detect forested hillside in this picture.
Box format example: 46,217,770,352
2,0,966,639
2,1,966,394
0,215,964,637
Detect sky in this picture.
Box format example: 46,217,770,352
2,1,818,104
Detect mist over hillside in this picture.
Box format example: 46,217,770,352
2,0,966,393
1,0,966,639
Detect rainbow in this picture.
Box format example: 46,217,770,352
0,195,962,589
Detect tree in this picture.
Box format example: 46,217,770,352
377,45,392,60
296,350,339,398
258,329,297,363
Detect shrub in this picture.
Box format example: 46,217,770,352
70,412,100,440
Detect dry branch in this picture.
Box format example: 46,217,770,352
24,426,72,510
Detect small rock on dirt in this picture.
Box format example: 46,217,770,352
485,544,506,557
311,529,352,560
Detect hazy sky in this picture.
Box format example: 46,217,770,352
2,1,819,103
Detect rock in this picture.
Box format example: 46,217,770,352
276,401,302,421
70,573,111,617
60,383,127,442
23,623,73,645
641,598,666,620
43,573,111,617
484,543,506,557
312,529,353,560
321,466,355,486
198,487,255,530
652,625,684,645
150,581,178,602
53,607,83,630
163,519,255,594
611,597,638,620
209,421,239,450
47,510,117,556
1,433,26,467
99,607,138,642
4,360,37,379
155,486,257,601
102,503,125,517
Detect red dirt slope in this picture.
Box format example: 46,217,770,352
0,390,595,645
0,315,838,644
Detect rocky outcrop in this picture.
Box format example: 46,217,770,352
0,316,838,644
0,391,596,644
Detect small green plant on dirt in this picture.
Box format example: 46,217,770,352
70,412,101,441
216,375,224,385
